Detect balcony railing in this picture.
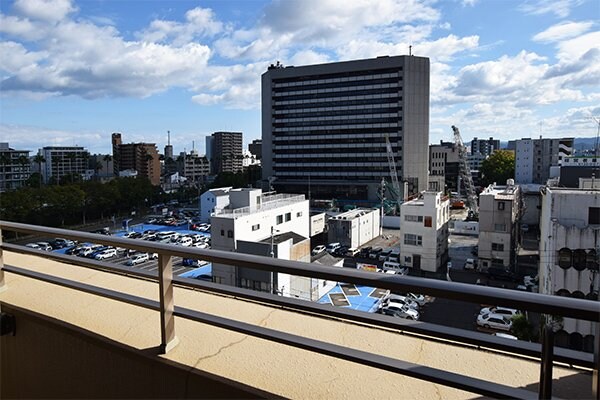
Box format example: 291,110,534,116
214,194,305,218
0,220,599,399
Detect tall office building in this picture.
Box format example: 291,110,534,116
111,133,161,185
515,137,574,184
471,137,500,157
261,55,430,202
208,131,243,175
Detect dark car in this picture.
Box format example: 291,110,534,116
359,246,372,258
334,245,349,257
368,247,383,259
91,227,111,235
487,267,517,282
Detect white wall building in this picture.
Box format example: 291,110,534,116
515,138,573,184
328,208,380,248
478,183,520,269
538,185,599,352
400,191,450,272
199,187,232,223
210,189,311,298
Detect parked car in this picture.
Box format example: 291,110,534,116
126,253,150,266
51,238,76,249
123,231,142,239
94,248,117,260
492,332,518,340
334,245,349,257
487,267,517,282
359,246,372,258
345,247,360,257
464,258,477,270
378,249,392,261
382,261,406,274
326,242,341,254
403,292,426,307
387,251,400,263
384,294,420,310
177,236,193,247
368,247,383,259
477,313,513,331
479,306,521,318
380,304,420,320
36,242,53,251
91,228,111,235
312,245,326,256
25,243,40,250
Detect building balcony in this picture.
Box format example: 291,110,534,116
214,194,306,218
0,221,599,399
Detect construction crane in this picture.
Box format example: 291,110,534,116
452,125,478,219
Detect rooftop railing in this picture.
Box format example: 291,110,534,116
0,220,599,399
214,194,305,218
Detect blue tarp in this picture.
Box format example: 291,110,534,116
318,283,385,313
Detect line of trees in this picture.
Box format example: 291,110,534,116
0,177,158,227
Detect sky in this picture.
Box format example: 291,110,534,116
0,0,599,155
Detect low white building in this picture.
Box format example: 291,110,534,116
478,182,520,270
210,189,312,299
400,191,450,272
328,208,380,248
199,187,232,223
538,184,599,352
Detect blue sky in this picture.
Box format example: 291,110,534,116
1,0,598,155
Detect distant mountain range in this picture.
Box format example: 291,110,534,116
499,137,598,151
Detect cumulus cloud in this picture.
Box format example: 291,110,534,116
13,0,76,22
136,7,223,46
533,20,594,42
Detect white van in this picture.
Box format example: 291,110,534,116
382,261,408,275
156,231,177,242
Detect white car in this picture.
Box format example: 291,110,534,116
380,304,420,320
464,258,476,270
404,293,426,307
326,243,341,253
385,294,419,310
193,242,209,249
127,253,150,266
177,237,193,247
25,243,40,250
477,313,513,331
95,248,117,260
479,306,520,318
312,245,326,256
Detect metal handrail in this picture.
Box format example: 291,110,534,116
1,220,599,399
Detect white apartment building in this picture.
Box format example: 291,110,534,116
199,187,232,223
538,184,599,352
178,150,210,184
39,146,89,184
210,189,311,298
328,208,380,248
515,138,573,184
400,191,450,272
478,183,520,269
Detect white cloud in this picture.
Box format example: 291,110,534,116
0,123,103,151
136,7,223,46
461,0,478,6
518,0,584,18
533,20,594,42
13,0,76,22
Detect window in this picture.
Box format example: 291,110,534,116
404,256,412,263
220,229,224,236
497,202,505,210
285,212,291,222
252,224,260,231
405,215,423,222
297,212,303,217
424,216,432,227
589,207,600,225
492,243,504,251
276,215,283,224
494,223,506,232
227,230,233,238
404,234,422,246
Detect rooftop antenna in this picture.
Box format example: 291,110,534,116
409,45,412,56
167,130,171,146
192,140,195,151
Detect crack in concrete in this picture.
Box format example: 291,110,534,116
433,383,442,400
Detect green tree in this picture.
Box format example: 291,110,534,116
480,150,515,187
33,154,46,187
510,313,536,341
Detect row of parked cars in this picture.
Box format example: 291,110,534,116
377,292,427,321
312,243,400,262
123,230,211,249
25,238,77,252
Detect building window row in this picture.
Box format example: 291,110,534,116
272,67,402,85
272,88,400,102
273,117,400,129
273,77,400,93
557,248,599,270
273,97,402,111
404,215,423,222
273,106,401,119
274,112,399,124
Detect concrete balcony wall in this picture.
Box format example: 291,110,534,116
0,251,594,399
